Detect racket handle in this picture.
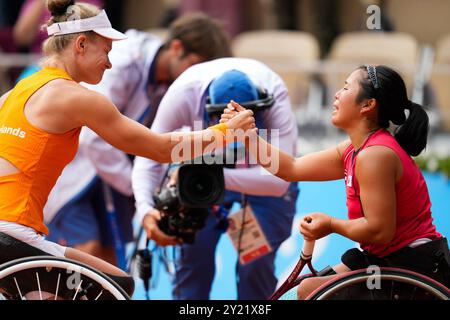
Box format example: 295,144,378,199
301,240,315,259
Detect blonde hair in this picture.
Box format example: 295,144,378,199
42,0,100,55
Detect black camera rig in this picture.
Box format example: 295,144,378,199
153,162,225,244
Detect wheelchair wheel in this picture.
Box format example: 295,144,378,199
0,256,130,300
307,268,450,300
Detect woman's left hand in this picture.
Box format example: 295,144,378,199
299,212,333,241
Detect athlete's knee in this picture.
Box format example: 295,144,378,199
297,277,316,300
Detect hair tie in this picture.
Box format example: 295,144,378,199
366,65,380,90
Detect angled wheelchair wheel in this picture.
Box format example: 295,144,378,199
307,268,450,300
0,256,130,300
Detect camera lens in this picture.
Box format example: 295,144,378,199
156,163,225,244
178,163,225,207
187,173,214,201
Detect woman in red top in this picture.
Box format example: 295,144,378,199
224,65,450,299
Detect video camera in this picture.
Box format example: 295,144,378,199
205,87,275,118
154,163,225,244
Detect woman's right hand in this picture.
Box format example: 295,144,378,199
142,209,182,246
222,100,258,135
300,213,333,241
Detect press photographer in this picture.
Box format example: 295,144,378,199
132,61,299,300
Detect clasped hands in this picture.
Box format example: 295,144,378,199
220,100,259,136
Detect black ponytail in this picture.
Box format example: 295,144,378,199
394,101,429,157
357,65,429,156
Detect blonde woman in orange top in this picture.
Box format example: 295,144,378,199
0,0,254,297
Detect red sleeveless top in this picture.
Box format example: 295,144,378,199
343,129,441,257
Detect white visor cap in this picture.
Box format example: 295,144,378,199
47,10,127,41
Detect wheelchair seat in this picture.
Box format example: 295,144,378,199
0,232,61,299
0,232,53,266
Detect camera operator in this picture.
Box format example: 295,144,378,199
132,58,299,300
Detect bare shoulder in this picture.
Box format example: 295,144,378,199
38,80,114,128
42,80,96,105
357,145,400,174
44,80,111,112
359,145,399,161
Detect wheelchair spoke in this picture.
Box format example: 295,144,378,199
54,273,61,300
13,277,24,300
36,272,43,300
0,257,130,300
344,286,350,300
389,280,394,300
72,280,83,300
95,290,104,300
369,283,376,300
409,286,417,300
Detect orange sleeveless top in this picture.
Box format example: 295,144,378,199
0,67,81,235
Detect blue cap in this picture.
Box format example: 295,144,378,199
208,69,259,104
